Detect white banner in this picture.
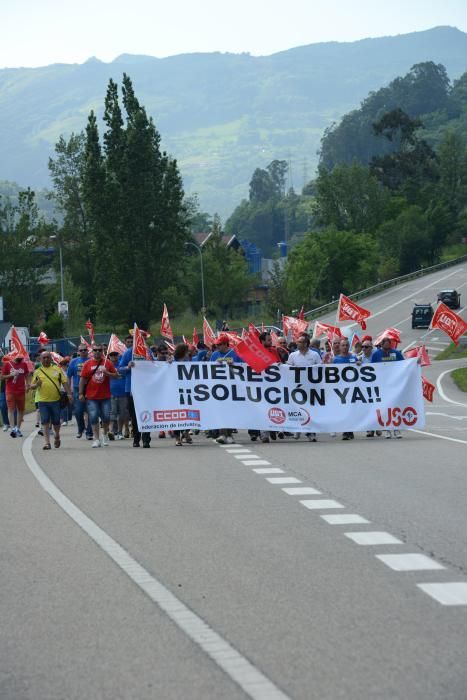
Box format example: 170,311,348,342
132,359,425,433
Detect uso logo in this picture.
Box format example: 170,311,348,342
376,407,418,427
269,407,286,425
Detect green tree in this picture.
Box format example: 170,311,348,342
81,74,189,327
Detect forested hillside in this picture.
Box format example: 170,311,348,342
1,26,467,217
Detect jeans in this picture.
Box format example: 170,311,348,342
73,387,92,436
38,401,61,426
0,391,9,426
86,398,111,426
127,392,151,445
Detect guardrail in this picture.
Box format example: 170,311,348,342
304,254,467,321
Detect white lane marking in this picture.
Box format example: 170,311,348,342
253,468,284,474
300,499,344,510
22,434,290,700
376,554,445,571
234,454,262,460
321,514,370,525
436,368,467,407
410,428,467,445
282,487,322,495
344,532,402,546
426,412,467,420
266,477,302,484
225,448,252,453
417,582,467,606
242,460,271,466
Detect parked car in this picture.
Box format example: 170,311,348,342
437,289,461,309
411,303,434,329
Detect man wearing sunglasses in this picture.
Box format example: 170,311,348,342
78,346,120,448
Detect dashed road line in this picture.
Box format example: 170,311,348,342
344,532,402,546
321,514,370,525
253,468,284,474
300,499,344,510
417,582,467,606
243,460,271,466
234,454,262,460
282,487,322,496
266,477,302,484
376,554,445,571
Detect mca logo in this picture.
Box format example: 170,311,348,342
376,406,418,428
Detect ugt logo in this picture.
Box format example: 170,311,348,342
376,406,418,428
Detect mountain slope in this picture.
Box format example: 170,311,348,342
1,26,467,217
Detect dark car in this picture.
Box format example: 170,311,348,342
412,303,434,329
437,289,461,309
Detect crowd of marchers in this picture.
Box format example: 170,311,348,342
1,330,408,451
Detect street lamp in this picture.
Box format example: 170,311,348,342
49,235,66,316
184,241,206,313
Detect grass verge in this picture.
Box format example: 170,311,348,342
435,343,467,360
451,368,467,392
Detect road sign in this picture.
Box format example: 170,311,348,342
58,300,69,318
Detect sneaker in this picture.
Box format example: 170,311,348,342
270,432,277,441
76,432,83,438
385,431,392,439
123,431,130,439
226,436,234,444
102,435,109,446
35,422,39,428
86,434,93,441
277,432,284,439
10,428,17,438
2,424,10,432
142,442,151,448
92,440,101,448
306,433,317,442
15,429,23,437
376,431,383,437
393,430,403,439
261,435,270,443
116,433,124,440
216,435,226,444
107,432,115,441
61,421,68,427
294,433,300,440
133,440,140,447
38,429,44,436
366,431,375,438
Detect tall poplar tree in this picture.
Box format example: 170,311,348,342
82,74,189,326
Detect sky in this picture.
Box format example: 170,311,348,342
2,0,467,68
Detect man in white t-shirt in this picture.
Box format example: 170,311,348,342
287,333,320,441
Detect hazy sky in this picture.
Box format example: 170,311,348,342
2,0,467,68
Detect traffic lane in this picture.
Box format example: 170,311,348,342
35,431,467,699
420,358,467,439
255,434,467,575
1,425,246,700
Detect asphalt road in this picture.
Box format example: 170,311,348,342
1,263,467,700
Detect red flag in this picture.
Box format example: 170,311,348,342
133,324,152,360
298,305,305,320
165,341,175,354
422,376,435,402
203,317,216,348
283,315,309,341
107,333,126,356
85,318,95,344
374,327,402,347
160,304,174,341
80,336,92,355
5,326,29,360
270,330,280,347
38,331,49,345
248,322,260,337
193,327,199,346
404,345,431,366
50,351,63,365
430,302,467,345
350,333,361,349
337,294,371,331
314,321,343,340
235,331,279,372
224,331,241,346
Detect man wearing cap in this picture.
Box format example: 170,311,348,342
1,353,30,438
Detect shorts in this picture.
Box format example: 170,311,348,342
87,398,111,425
110,396,129,422
6,393,25,412
38,401,61,426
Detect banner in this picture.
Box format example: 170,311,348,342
132,358,425,434
337,294,371,330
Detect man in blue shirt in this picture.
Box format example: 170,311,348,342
333,338,358,440
67,345,93,439
210,335,241,443
118,335,154,447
